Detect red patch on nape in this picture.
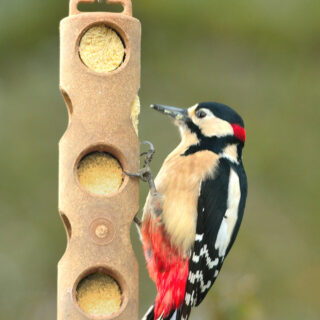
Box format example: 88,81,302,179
142,217,189,319
231,123,246,142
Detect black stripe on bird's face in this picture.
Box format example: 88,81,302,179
150,102,245,156
186,103,245,140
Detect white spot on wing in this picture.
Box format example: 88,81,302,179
201,280,212,293
192,253,200,263
188,269,213,297
195,233,204,241
185,293,191,305
200,245,219,269
191,244,218,268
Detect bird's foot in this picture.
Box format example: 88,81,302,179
124,141,158,196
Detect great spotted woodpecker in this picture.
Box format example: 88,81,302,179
129,102,247,320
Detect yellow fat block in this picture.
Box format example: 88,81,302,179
79,25,140,134
77,273,121,315
77,152,123,195
131,95,140,135
79,25,125,73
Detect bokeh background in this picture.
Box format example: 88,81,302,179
1,0,319,319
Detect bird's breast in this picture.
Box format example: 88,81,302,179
149,150,220,253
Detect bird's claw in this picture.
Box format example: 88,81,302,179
140,140,155,167
124,167,152,183
124,140,157,196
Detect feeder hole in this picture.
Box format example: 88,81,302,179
60,88,73,116
76,271,122,315
79,24,125,73
61,214,72,240
77,151,123,196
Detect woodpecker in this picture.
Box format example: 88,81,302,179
131,102,247,320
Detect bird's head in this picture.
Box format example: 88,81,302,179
151,102,246,160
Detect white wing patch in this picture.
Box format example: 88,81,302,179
215,168,241,257
191,244,219,268
187,270,213,296
192,253,200,263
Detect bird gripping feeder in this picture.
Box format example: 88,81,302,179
58,0,141,319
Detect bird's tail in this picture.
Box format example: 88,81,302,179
142,305,155,320
142,305,184,320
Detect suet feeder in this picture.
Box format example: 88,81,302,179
58,0,141,319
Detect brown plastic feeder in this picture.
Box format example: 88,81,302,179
58,0,141,319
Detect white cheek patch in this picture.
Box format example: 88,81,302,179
189,107,234,138
200,117,234,138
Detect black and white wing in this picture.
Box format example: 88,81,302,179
181,158,247,320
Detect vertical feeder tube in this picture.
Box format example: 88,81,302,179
58,1,141,319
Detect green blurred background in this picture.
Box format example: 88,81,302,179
0,0,319,319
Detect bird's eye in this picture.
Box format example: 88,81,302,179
196,110,207,119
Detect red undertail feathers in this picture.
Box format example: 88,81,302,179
142,217,189,319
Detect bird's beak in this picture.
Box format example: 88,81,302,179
150,104,189,121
